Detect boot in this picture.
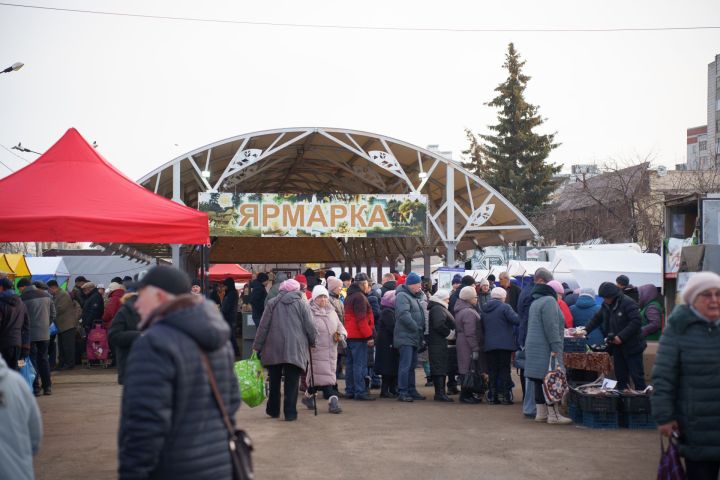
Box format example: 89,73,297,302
424,377,433,387
491,390,501,405
547,403,572,425
328,395,342,414
460,388,480,404
447,382,460,395
433,376,453,402
380,379,397,399
534,404,548,422
501,391,514,405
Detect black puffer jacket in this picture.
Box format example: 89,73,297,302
119,295,240,480
0,292,29,349
585,294,646,355
427,300,456,376
108,294,141,385
80,289,104,330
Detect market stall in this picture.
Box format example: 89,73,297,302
208,264,252,283
26,257,71,288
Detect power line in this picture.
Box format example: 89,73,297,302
0,2,718,33
0,143,31,172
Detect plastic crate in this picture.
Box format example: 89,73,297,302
621,395,652,414
567,388,581,408
568,404,583,423
622,413,655,430
582,411,619,429
563,337,587,353
579,393,620,413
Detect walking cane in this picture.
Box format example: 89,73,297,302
307,341,318,416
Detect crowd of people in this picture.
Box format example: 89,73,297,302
2,263,719,479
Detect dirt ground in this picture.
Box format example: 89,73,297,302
34,368,659,480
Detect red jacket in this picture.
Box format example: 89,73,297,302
558,299,573,329
102,289,125,329
343,287,374,340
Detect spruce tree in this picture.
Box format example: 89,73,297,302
463,43,560,216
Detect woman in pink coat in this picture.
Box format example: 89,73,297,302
302,285,348,414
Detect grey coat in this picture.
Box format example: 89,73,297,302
21,286,56,342
52,289,76,333
524,292,565,380
253,290,317,370
393,285,425,349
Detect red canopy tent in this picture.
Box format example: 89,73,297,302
208,264,252,282
0,128,208,244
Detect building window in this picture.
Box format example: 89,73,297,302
700,140,707,151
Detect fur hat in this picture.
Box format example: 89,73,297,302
381,290,397,308
682,272,720,306
490,287,507,300
459,286,477,302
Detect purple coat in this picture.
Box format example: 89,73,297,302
454,299,487,375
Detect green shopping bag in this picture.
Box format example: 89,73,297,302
234,353,266,408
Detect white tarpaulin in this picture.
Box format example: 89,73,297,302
26,257,70,277
550,250,662,290
58,256,152,286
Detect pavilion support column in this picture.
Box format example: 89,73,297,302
422,247,432,283
403,254,413,275
444,241,458,267
355,263,362,277
375,258,384,285
366,260,372,279
171,244,181,269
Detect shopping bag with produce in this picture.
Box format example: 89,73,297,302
233,353,266,408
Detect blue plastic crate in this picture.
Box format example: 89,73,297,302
582,411,619,429
563,337,587,353
568,405,583,423
623,413,656,430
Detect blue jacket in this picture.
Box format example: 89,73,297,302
569,296,604,346
481,299,520,352
516,282,535,348
393,285,425,348
119,295,240,480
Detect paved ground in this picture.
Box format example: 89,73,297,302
34,368,659,480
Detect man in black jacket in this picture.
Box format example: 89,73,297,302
248,272,270,328
108,292,140,385
119,266,240,480
0,277,29,371
80,283,104,333
585,282,646,390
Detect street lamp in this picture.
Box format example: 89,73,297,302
1,62,24,74
12,142,41,155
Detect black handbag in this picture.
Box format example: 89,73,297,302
460,358,487,394
199,352,254,480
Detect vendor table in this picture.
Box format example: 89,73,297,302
563,352,613,376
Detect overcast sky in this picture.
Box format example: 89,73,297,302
0,0,718,182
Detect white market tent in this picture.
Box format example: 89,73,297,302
59,256,152,286
27,257,71,285
550,250,662,291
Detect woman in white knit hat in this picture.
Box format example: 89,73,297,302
302,285,347,414
651,271,720,479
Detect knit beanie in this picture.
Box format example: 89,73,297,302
294,274,307,286
280,279,301,292
406,272,421,286
381,290,397,308
579,287,596,299
459,286,477,302
430,289,450,305
452,274,463,285
547,280,564,295
598,282,620,298
682,271,720,305
327,276,343,293
490,287,507,300
312,285,329,300
479,278,489,287
107,282,125,293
